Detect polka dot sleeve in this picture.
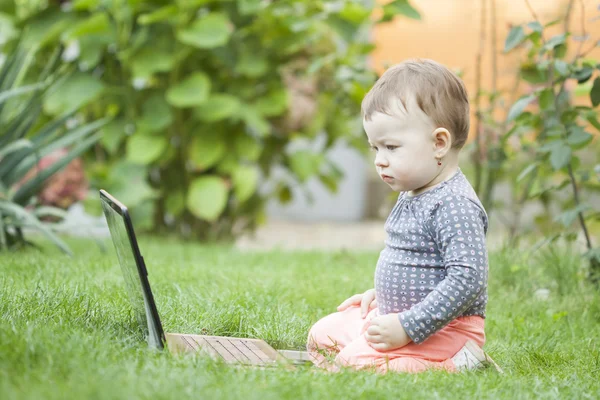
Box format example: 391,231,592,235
397,194,488,344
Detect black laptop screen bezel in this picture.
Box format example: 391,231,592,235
99,189,166,349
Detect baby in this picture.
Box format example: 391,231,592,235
307,59,494,374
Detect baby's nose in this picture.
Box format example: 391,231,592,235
374,153,388,167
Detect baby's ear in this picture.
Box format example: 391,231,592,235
432,127,452,153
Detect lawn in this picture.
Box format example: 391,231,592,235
1,237,599,399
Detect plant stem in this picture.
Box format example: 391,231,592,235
566,164,593,250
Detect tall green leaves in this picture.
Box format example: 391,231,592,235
0,43,108,254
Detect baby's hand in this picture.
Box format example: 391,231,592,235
337,288,377,318
365,313,412,351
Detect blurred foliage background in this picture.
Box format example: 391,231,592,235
1,0,421,242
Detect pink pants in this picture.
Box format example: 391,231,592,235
307,306,485,374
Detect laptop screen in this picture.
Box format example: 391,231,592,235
100,193,164,348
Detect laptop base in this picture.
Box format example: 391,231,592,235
166,333,314,366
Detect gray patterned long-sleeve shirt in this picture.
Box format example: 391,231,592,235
374,168,488,344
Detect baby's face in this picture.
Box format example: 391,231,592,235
363,104,439,194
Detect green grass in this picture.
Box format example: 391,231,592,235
1,237,600,399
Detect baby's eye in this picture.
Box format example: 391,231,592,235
386,145,398,151
370,146,378,152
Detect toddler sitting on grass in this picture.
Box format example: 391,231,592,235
307,59,500,374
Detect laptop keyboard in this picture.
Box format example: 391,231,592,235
181,336,275,365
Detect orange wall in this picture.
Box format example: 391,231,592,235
370,0,600,139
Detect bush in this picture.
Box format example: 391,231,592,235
4,0,421,240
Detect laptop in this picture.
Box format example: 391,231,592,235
99,189,312,366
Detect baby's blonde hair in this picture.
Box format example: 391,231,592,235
361,59,470,149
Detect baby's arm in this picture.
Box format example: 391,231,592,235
398,194,488,344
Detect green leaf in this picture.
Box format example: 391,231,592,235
549,143,572,170
544,19,561,28
0,200,72,255
554,204,590,227
507,95,535,122
107,162,156,208
130,48,176,78
64,12,110,40
126,134,168,165
583,248,600,263
326,16,358,42
527,21,543,33
544,33,567,50
539,88,554,110
590,77,600,107
382,0,421,21
566,126,593,147
33,206,68,220
216,153,238,174
177,13,232,49
586,114,600,131
78,35,108,70
138,5,178,25
0,13,17,45
254,89,288,117
6,118,109,186
545,126,565,137
0,112,72,179
186,176,229,222
517,162,539,182
232,165,258,202
188,130,226,170
165,191,185,217
553,60,570,77
234,133,261,161
138,94,172,132
166,72,211,108
193,94,240,122
338,3,371,24
240,107,270,137
21,9,77,48
237,0,263,15
235,51,268,78
129,199,155,231
504,26,525,52
72,0,101,10
318,173,338,192
0,139,32,159
43,72,105,115
277,184,292,204
554,43,567,59
574,67,593,83
520,63,548,84
0,82,46,105
537,140,562,154
100,118,127,155
288,151,323,182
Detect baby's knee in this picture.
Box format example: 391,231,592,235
307,317,332,351
306,313,343,352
